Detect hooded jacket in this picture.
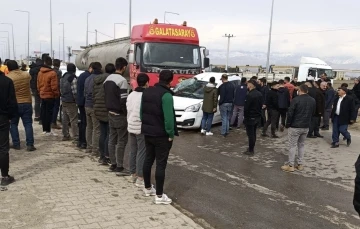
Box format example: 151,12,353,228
77,70,91,106
278,87,290,109
202,83,218,113
93,73,110,122
7,69,32,104
29,63,42,91
60,72,77,103
84,71,102,108
37,66,59,99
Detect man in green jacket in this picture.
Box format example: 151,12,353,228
141,70,178,205
201,77,217,135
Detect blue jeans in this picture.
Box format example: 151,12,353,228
332,115,351,144
10,103,34,147
201,112,214,132
52,97,61,124
220,103,233,135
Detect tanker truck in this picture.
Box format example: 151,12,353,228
75,19,210,89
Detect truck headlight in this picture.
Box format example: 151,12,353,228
185,103,201,112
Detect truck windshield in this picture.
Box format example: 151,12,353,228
173,78,207,99
143,43,201,69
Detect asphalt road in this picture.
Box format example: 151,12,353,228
163,125,360,229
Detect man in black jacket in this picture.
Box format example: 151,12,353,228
262,81,280,138
243,80,263,156
218,74,235,137
282,84,315,172
258,78,268,128
0,71,18,186
141,70,178,204
308,81,325,138
354,155,360,216
330,87,355,148
29,58,43,121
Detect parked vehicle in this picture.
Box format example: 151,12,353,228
75,19,210,89
173,72,241,129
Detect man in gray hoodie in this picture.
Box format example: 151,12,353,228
201,77,217,136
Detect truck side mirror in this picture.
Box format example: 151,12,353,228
203,49,210,57
203,57,210,68
128,44,135,64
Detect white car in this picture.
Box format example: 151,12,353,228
173,72,241,129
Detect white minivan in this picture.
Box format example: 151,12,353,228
173,72,241,129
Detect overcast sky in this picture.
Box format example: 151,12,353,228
1,0,359,60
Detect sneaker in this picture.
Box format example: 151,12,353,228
347,138,351,147
154,194,172,205
12,145,21,150
330,143,339,148
200,129,206,134
280,125,285,132
314,134,324,138
206,132,213,136
26,145,37,152
135,178,145,188
62,136,71,141
1,176,15,186
49,132,58,136
296,164,304,171
281,165,295,172
115,167,131,176
108,164,117,172
130,174,137,183
143,185,156,197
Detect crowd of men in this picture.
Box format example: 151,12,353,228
201,72,360,215
1,55,360,212
0,56,176,205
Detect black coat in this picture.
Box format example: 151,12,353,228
331,95,356,125
315,88,325,116
286,94,315,128
353,83,360,101
244,89,263,124
0,71,18,119
354,155,360,216
265,89,279,110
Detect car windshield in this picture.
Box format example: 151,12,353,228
143,42,201,69
173,78,208,99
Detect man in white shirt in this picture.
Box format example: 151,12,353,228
331,87,356,148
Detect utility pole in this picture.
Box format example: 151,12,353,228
128,0,132,36
59,23,65,62
0,23,16,60
50,0,53,59
95,30,98,43
265,0,275,80
86,12,91,46
223,34,235,71
58,37,61,59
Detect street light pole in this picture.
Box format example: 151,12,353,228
164,11,180,23
114,23,126,39
86,12,91,46
128,0,132,36
15,10,30,60
223,34,235,71
265,0,275,80
95,30,98,43
50,0,53,59
59,23,65,62
0,23,16,60
0,41,8,59
58,36,61,59
0,32,10,59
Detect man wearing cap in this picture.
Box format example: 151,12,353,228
243,80,263,156
330,87,355,148
218,74,235,137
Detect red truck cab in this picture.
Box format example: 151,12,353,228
127,19,209,89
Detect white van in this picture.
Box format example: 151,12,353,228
173,72,241,129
